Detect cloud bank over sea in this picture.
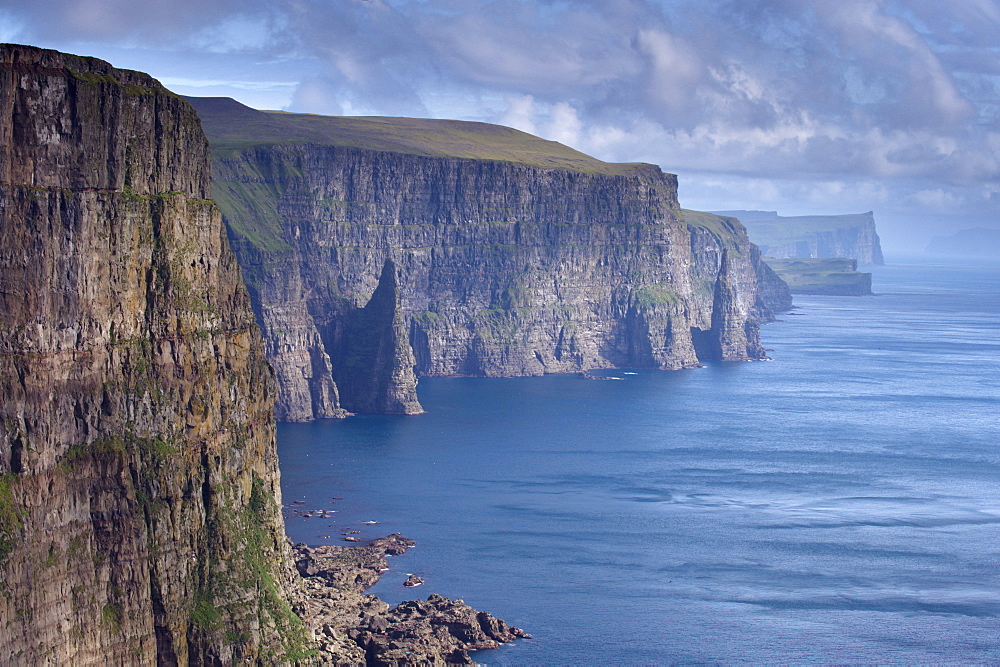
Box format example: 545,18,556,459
7,0,999,249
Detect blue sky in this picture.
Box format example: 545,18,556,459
4,0,1000,252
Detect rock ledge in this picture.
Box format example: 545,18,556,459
292,537,529,664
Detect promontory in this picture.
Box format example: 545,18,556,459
189,97,791,421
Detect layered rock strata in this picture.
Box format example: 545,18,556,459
0,44,305,664
190,97,790,421
0,44,529,665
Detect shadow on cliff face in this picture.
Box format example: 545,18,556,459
325,258,423,415
690,326,719,362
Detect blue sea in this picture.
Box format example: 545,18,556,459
279,258,1000,664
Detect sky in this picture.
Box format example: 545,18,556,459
4,0,1000,253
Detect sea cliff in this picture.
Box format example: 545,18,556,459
926,227,1000,258
0,44,304,663
715,210,885,266
190,98,790,421
0,44,529,665
764,258,873,296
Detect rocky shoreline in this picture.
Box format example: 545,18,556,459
291,536,530,664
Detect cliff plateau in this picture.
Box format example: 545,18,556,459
190,98,790,421
0,45,305,663
764,258,873,296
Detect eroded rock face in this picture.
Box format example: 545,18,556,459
190,98,784,421
0,44,304,664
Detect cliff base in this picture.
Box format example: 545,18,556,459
292,537,528,664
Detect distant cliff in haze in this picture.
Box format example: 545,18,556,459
926,227,1000,258
764,258,873,296
715,210,885,266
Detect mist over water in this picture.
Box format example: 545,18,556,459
279,258,1000,664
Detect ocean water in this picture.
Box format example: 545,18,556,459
279,258,1000,664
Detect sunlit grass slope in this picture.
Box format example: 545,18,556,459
679,209,749,240
188,97,648,176
764,257,872,295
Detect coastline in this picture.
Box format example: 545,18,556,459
285,509,529,663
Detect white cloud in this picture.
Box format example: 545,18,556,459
635,28,704,116
5,0,1000,240
160,77,296,91
546,102,583,147
912,188,964,209
288,77,344,116
500,95,538,135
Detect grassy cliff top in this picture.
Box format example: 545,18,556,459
187,96,652,177
764,257,872,295
711,210,875,246
680,209,747,239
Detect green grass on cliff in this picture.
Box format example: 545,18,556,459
0,473,23,562
186,97,651,176
764,257,872,295
210,179,291,254
680,209,748,247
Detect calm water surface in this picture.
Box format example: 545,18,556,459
279,258,1000,664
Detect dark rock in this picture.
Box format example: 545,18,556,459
0,44,300,663
350,593,531,665
293,537,527,664
371,533,416,556
404,574,424,587
292,533,416,592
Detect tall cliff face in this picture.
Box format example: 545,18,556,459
191,98,787,421
713,210,885,266
0,45,304,663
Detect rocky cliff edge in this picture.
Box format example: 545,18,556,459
0,44,305,664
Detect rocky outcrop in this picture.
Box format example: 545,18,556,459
683,210,791,358
190,98,786,421
715,210,885,266
0,44,306,663
292,538,529,664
